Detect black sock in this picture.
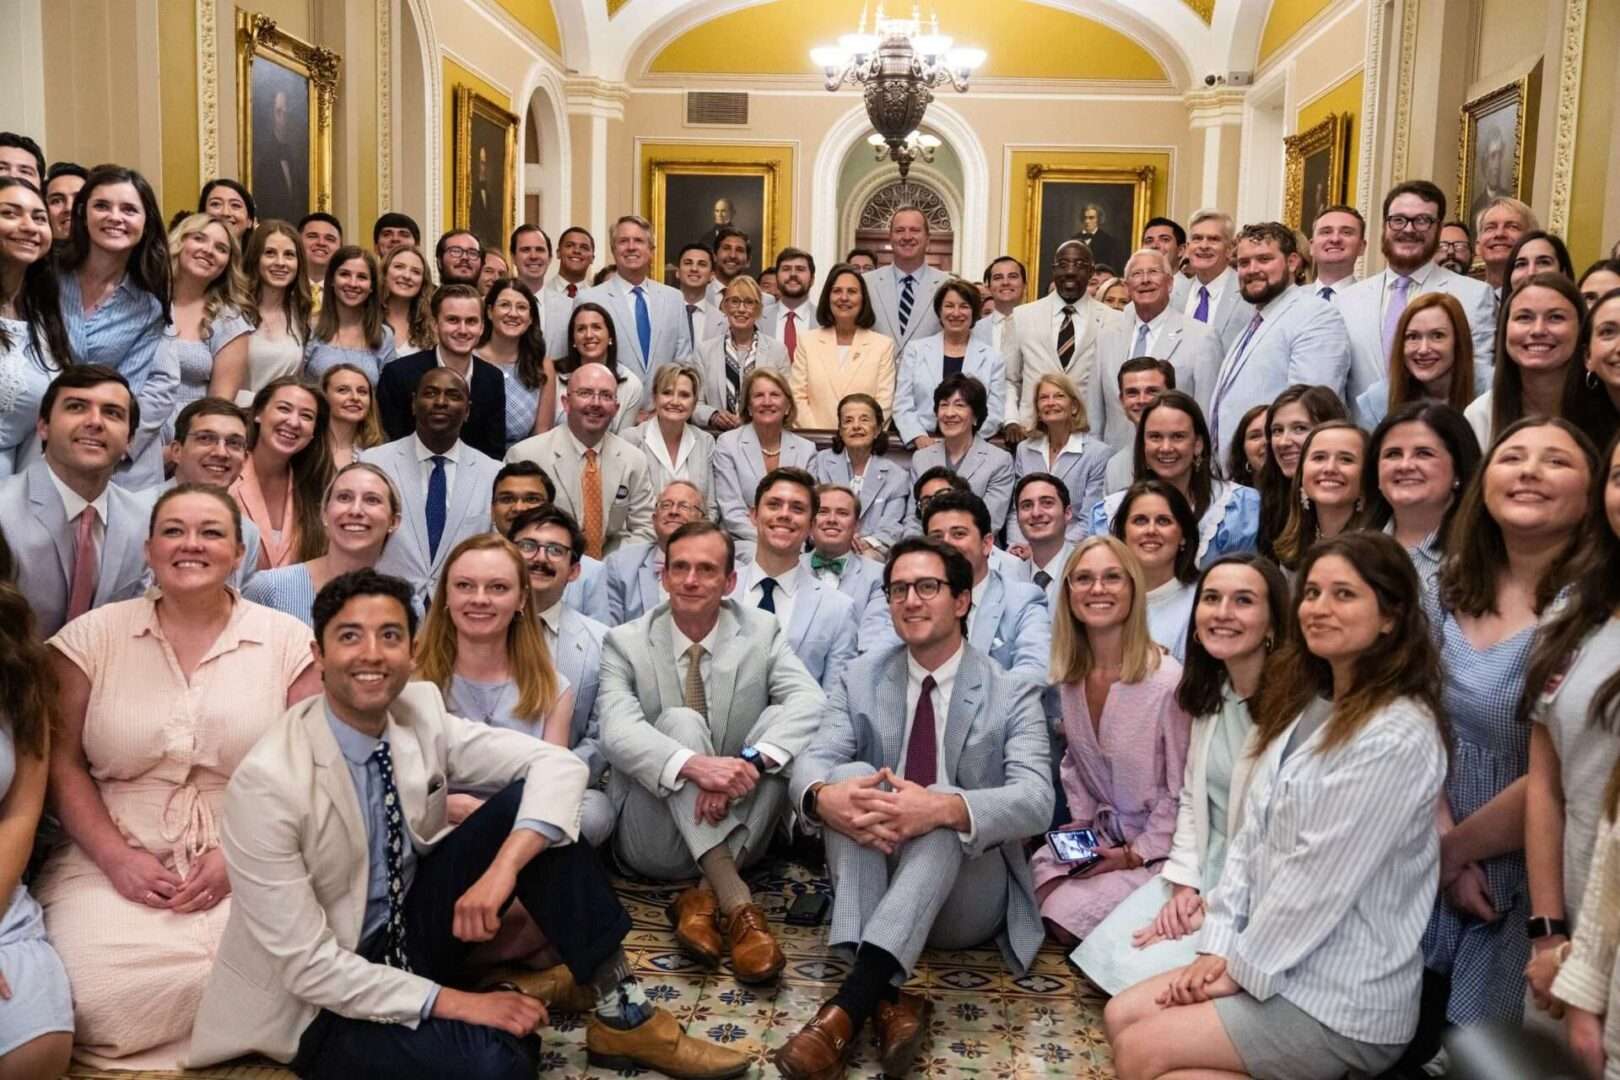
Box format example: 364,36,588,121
827,945,903,1032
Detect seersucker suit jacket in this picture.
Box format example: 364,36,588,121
1336,265,1498,406
1088,304,1224,449
864,264,951,355
809,449,911,552
504,426,656,555
538,288,575,360
1008,291,1122,428
907,437,1016,533
800,549,883,628
1171,267,1256,357
562,553,612,625
858,568,1051,683
790,643,1054,974
550,603,611,783
729,568,859,687
691,332,791,428
602,540,663,626
364,435,503,609
576,274,693,403
0,459,151,636
893,332,1006,445
187,684,589,1066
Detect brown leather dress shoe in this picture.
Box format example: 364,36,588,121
480,963,598,1012
586,1007,752,1078
874,992,932,1076
774,1002,855,1080
669,885,723,967
726,904,786,984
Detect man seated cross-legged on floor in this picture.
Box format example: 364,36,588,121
597,519,826,984
778,536,1054,1080
186,568,750,1080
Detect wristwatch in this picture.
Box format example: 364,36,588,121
739,746,765,772
1526,916,1569,940
803,782,823,824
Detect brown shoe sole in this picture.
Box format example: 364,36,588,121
878,996,933,1077
772,1046,847,1080
667,899,723,968
588,1049,752,1079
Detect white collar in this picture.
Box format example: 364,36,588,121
45,463,110,524
537,598,566,637
906,639,966,685
745,560,805,597
411,433,463,464
567,428,607,460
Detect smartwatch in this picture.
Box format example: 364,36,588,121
1526,916,1569,940
739,746,765,772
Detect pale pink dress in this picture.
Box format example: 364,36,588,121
1030,657,1191,939
35,593,313,1069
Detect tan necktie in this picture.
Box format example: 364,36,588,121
581,447,605,559
682,643,707,718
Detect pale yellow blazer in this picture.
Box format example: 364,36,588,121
789,326,896,430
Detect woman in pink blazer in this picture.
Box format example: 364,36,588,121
789,263,896,429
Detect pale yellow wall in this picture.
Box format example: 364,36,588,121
1297,72,1364,209
1260,0,1336,65
1568,0,1619,266
1474,0,1545,87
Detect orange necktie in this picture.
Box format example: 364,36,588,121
582,447,605,558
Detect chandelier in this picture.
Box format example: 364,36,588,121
811,4,985,178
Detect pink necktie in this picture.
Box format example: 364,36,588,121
67,506,99,621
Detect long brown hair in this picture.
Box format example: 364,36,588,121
1253,531,1445,755
1049,535,1161,685
1489,273,1587,440
248,377,334,562
415,534,560,723
380,245,435,351
1257,384,1348,554
1440,416,1597,618
242,219,313,345
1272,420,1369,568
1176,554,1292,719
0,581,56,759
1386,292,1476,414
312,246,385,350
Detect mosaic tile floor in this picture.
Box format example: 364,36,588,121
66,856,1116,1079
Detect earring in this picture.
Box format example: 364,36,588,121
1354,496,1364,512
1589,370,1600,389
1193,453,1203,470
1263,633,1274,652
1300,491,1312,510
1451,479,1461,491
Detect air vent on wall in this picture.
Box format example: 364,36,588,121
686,91,749,126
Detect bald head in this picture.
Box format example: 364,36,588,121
564,362,620,443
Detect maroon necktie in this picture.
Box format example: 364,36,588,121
904,675,937,786
566,283,578,299
784,311,798,358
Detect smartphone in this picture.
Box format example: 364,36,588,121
785,891,831,926
1045,827,1102,869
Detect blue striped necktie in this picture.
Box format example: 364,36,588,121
897,274,916,335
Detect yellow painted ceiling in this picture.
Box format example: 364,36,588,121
1181,0,1214,23
490,0,562,53
1259,0,1335,63
648,0,1168,81
607,0,631,14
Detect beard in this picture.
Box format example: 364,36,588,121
1438,255,1470,275
1381,231,1440,273
1241,274,1290,307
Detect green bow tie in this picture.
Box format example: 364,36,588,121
810,552,847,576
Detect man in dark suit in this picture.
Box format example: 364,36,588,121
376,283,506,460
1074,203,1124,274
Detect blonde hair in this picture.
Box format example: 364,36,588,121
167,212,251,340
652,362,702,397
1049,535,1161,685
739,366,797,427
722,274,763,309
321,363,386,451
1032,371,1090,435
415,534,560,723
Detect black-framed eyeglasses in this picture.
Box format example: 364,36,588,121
882,577,950,601
444,245,480,259
1385,214,1438,232
515,538,571,561
1437,240,1472,253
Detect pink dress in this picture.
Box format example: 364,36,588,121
35,593,313,1069
1031,658,1191,938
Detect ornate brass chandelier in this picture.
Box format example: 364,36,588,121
812,4,984,178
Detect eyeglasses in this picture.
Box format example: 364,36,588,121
570,388,617,403
444,245,480,259
493,492,545,507
1067,569,1130,590
1053,257,1093,271
882,577,950,601
1437,240,1472,253
657,499,703,516
1385,214,1438,232
515,538,572,561
186,431,248,452
723,297,760,310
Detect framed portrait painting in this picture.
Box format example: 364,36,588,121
235,10,339,224
454,87,519,252
649,162,779,282
1283,113,1351,232
1022,165,1155,299
1457,66,1540,228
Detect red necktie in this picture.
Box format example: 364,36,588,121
904,675,938,786
784,311,798,358
67,506,99,621
566,283,578,299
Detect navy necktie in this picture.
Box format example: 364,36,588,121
426,454,447,558
758,576,778,613
897,274,916,335
370,741,411,972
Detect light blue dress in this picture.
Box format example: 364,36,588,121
161,306,253,441
241,563,318,626
492,360,544,449
303,324,397,384
0,317,58,478
0,721,75,1054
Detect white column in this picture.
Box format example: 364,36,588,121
564,76,628,252
0,0,47,146
1185,88,1248,211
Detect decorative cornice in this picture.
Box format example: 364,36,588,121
377,0,392,207
1547,0,1586,236
1183,88,1247,128
1390,0,1419,180
564,76,631,119
197,0,218,178
1355,0,1386,227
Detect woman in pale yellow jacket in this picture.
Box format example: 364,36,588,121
789,262,896,429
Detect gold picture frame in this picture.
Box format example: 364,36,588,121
647,159,781,282
1457,66,1540,231
453,87,520,251
1022,164,1155,301
235,10,339,222
1283,113,1352,231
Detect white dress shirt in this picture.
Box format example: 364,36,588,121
1130,308,1170,356
988,309,1014,353
46,464,110,560
537,598,567,652
775,301,814,347
967,574,990,639
413,433,464,491
740,560,805,634
1182,273,1229,320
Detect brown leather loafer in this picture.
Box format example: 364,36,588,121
874,992,932,1076
726,903,786,984
586,1007,752,1079
668,885,723,968
774,1002,855,1080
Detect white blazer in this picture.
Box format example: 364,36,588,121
621,419,718,520
790,327,897,430
893,332,1006,445
1336,265,1498,405
691,331,790,427
1008,291,1122,428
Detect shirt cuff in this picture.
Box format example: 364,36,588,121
954,794,978,847
754,742,791,772
514,818,566,845
660,748,695,794
420,984,441,1021
1552,956,1612,1014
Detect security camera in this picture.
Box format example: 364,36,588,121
1205,73,1217,86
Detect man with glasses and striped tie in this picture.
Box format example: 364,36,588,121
776,535,1053,1080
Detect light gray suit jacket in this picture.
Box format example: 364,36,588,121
759,300,821,344
1171,267,1255,357
563,554,611,625
603,541,662,626
596,600,825,800
711,425,817,552
729,569,859,687
504,426,656,554
859,568,1051,682
865,264,951,355
1009,291,1122,428
621,420,719,521
691,333,791,427
809,449,911,551
1201,284,1352,455
0,459,150,636
539,288,575,360
1004,433,1110,546
894,333,1006,445
907,438,1015,532
790,644,1054,973
551,604,610,783
1337,265,1498,405
801,550,884,629
1089,305,1224,449
577,275,693,400
364,436,502,607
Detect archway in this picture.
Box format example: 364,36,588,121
518,67,570,233
848,176,957,271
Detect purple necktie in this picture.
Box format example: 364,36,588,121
1193,285,1211,323
1382,275,1412,358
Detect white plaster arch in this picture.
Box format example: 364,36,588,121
811,101,989,280
515,59,573,234
838,164,965,269
401,0,442,239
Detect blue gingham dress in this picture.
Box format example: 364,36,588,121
496,361,544,449
1420,589,1536,1024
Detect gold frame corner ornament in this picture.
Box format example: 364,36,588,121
1020,164,1156,303
646,157,782,273
235,9,340,214
1282,113,1352,231
1455,66,1541,230
452,85,521,248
